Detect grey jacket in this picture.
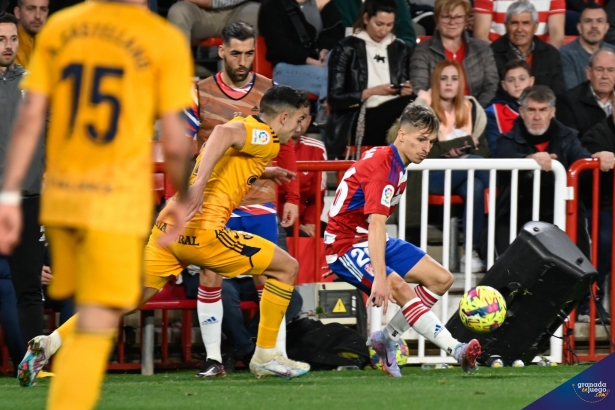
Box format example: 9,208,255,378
0,64,45,195
410,31,499,107
560,38,615,91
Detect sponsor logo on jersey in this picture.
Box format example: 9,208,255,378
252,129,271,145
247,175,258,185
381,185,395,207
177,235,200,246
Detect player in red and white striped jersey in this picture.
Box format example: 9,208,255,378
325,104,481,377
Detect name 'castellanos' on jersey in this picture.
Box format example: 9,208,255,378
324,145,408,262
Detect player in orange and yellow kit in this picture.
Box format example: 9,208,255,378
0,1,194,408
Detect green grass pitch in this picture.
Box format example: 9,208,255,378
0,365,589,410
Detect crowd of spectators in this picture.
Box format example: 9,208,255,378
3,0,615,373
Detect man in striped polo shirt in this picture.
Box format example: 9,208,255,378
473,0,565,49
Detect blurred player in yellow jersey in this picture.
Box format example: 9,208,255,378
0,0,194,409
146,85,311,379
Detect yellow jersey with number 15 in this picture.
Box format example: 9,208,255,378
162,115,280,231
21,2,193,236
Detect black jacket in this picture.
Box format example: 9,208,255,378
581,116,615,209
495,118,590,223
325,36,412,158
490,36,565,97
556,81,607,137
258,0,344,67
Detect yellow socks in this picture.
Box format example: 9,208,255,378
47,331,115,410
257,279,293,349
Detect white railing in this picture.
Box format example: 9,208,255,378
369,158,570,364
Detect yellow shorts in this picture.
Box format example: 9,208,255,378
144,222,276,290
46,227,145,309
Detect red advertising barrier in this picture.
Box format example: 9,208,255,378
565,158,615,363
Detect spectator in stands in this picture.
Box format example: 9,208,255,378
414,60,490,272
560,4,615,91
333,0,416,46
0,11,46,352
489,1,565,96
13,0,48,68
580,111,615,324
167,1,259,44
184,21,300,377
485,59,534,154
410,0,498,107
557,48,615,138
258,0,344,108
278,105,328,238
473,0,565,49
493,85,615,255
326,0,414,159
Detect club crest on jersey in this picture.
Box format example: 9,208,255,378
252,129,271,145
381,185,395,207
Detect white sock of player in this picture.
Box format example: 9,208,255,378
197,285,223,363
414,285,440,309
384,310,411,342
403,298,459,357
276,316,287,357
49,331,62,355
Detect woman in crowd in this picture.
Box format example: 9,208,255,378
415,60,490,272
484,59,534,154
326,0,414,159
258,0,344,104
410,0,498,107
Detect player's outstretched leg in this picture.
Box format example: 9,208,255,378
249,247,309,379
392,255,481,374
17,314,77,387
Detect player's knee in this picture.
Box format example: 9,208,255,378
437,270,455,293
277,255,299,284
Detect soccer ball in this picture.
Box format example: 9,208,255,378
369,339,409,369
459,286,507,333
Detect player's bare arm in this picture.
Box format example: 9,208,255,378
156,111,195,247
368,213,393,314
0,91,48,254
261,166,296,185
185,121,247,219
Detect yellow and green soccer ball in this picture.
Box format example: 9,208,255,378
459,286,507,333
369,339,410,369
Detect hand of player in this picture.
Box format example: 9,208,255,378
0,204,22,255
300,223,315,237
157,200,188,248
41,265,52,286
280,203,298,227
185,184,204,221
262,167,296,185
367,276,391,314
